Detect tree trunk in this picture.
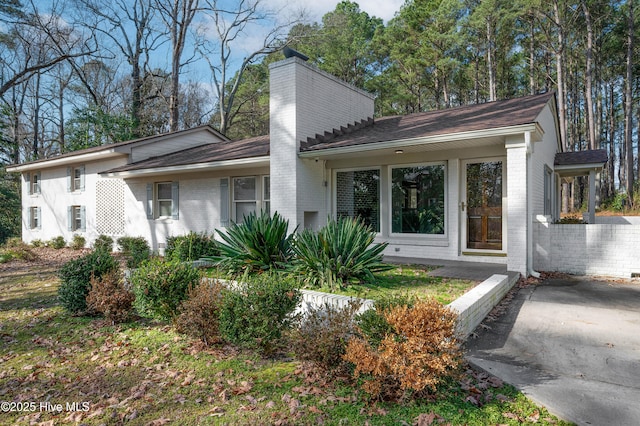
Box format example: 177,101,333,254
582,0,596,151
486,19,496,101
624,0,634,206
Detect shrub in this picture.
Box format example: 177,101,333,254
344,299,463,400
70,234,86,250
117,236,150,268
174,279,226,345
31,239,44,248
291,216,391,290
49,236,66,249
0,238,37,262
208,211,294,275
58,250,118,314
86,270,134,323
93,234,114,252
166,231,218,261
355,295,415,349
219,273,301,354
130,257,201,321
291,300,362,371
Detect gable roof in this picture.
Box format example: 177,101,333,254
102,135,269,177
301,92,556,153
6,125,229,172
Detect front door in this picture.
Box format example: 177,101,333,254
465,160,503,250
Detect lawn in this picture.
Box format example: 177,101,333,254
319,264,476,305
0,251,571,425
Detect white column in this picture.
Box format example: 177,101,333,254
588,169,596,224
506,140,528,276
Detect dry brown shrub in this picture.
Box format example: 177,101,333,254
86,270,134,323
173,279,225,346
344,298,463,400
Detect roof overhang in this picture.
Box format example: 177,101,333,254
298,123,543,159
555,163,607,178
100,156,270,178
5,150,125,172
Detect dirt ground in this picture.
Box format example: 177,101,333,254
0,247,90,276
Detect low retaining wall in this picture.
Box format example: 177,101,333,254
297,289,374,315
448,274,517,339
534,220,640,278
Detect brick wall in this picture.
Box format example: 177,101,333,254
534,219,640,277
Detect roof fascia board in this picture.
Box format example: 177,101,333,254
101,156,270,178
555,163,606,173
299,123,542,158
6,150,123,172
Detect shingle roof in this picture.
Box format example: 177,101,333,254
554,149,608,166
301,92,556,152
103,135,269,173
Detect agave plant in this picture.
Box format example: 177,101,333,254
205,210,294,275
291,216,391,290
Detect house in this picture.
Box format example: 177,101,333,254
8,55,602,277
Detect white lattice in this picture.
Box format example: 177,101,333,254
96,179,125,235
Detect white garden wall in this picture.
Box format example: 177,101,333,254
534,218,640,278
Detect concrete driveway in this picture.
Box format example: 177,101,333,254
465,277,640,426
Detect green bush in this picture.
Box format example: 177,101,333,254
208,211,294,275
70,234,86,250
356,295,415,349
219,273,301,354
130,257,201,321
291,216,391,290
291,300,362,371
117,236,150,268
93,234,114,252
174,279,226,345
0,239,37,262
166,231,218,261
49,236,66,249
31,239,44,248
58,250,118,314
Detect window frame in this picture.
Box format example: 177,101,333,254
229,175,270,224
156,182,174,219
388,162,447,238
544,165,553,216
68,205,86,232
333,167,381,233
67,166,85,192
29,206,41,230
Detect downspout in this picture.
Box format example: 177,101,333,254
526,131,541,278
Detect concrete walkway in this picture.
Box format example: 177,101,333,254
466,277,640,426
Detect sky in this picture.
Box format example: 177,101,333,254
295,0,404,23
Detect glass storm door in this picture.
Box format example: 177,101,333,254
465,161,503,250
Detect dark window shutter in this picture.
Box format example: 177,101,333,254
220,178,229,227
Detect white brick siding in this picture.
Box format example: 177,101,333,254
534,220,640,278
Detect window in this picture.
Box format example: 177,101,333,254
336,169,380,232
67,205,86,232
67,166,85,192
229,175,269,224
29,207,41,230
544,166,553,216
26,172,41,195
146,182,179,220
233,176,257,223
391,164,445,234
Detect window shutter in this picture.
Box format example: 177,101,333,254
171,181,179,220
67,206,73,231
25,172,31,195
146,183,153,219
220,178,229,227
80,206,86,231
79,166,85,191
36,207,42,230
66,167,72,192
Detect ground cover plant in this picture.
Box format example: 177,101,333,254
0,248,570,425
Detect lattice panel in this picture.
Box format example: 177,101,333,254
96,179,125,235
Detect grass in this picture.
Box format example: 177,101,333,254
314,264,476,304
0,262,571,425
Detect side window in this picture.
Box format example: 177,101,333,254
29,207,41,230
233,176,257,224
146,182,179,220
26,172,41,195
67,166,85,192
544,166,553,216
67,205,86,232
